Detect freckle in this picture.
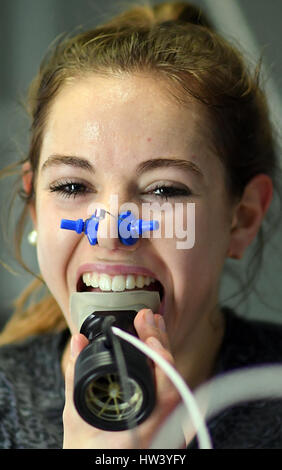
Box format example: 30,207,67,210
147,137,152,142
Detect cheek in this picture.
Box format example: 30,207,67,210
164,202,230,322
196,200,230,263
35,198,77,313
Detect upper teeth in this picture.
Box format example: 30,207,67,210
82,272,156,292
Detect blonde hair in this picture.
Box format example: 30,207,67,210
0,1,279,344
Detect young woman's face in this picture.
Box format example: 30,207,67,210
33,74,233,357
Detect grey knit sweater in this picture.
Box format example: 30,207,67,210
0,328,67,448
0,308,282,449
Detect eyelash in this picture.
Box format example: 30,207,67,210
49,180,92,199
146,183,191,201
49,180,191,200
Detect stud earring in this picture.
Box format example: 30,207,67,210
227,250,241,260
28,230,37,246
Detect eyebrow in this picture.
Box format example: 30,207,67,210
136,158,204,179
41,155,95,173
41,154,203,179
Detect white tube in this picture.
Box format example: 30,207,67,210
194,364,282,422
112,326,212,449
155,364,282,448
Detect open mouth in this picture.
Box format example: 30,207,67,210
77,272,164,304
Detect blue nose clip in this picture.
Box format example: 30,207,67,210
60,210,159,246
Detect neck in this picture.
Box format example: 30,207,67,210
173,306,225,389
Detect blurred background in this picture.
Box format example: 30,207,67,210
1,0,282,330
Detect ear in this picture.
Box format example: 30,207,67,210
227,174,273,259
22,161,37,227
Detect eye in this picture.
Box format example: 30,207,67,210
49,180,92,199
145,183,192,201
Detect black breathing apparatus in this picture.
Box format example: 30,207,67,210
62,210,161,431
70,291,160,431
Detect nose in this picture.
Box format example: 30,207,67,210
60,209,159,251
96,209,141,252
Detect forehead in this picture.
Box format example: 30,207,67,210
40,73,219,175
44,74,208,136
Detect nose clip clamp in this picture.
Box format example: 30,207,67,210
60,210,159,246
